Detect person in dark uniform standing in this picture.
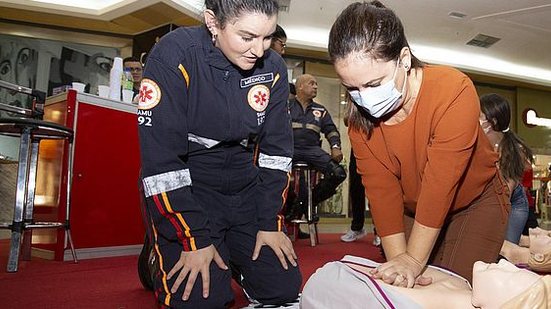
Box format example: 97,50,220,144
137,0,301,308
287,74,347,221
270,24,287,56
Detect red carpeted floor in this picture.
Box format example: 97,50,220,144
0,233,384,308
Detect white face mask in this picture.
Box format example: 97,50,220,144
348,61,406,118
479,119,492,134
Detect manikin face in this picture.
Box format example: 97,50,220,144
529,227,551,238
471,259,540,309
205,11,277,71
529,227,551,255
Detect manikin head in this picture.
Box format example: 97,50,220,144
472,259,540,309
528,227,551,273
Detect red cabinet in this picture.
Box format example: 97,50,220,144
36,90,144,260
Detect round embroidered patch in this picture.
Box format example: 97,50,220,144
138,78,161,110
312,110,322,118
247,84,270,112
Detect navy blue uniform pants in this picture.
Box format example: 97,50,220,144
292,146,346,208
153,178,302,308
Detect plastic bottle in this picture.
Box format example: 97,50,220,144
121,68,135,103
109,57,123,101
122,68,134,91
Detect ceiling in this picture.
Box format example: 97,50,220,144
1,0,551,87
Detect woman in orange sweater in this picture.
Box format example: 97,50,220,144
328,1,510,286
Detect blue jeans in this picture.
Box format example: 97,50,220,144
505,184,529,244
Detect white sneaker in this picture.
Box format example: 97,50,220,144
340,228,368,242
372,235,381,246
241,294,301,308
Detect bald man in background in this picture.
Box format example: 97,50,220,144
286,74,346,231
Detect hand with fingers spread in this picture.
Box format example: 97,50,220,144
370,253,431,288
252,231,298,270
167,245,228,301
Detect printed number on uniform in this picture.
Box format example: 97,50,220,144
138,116,152,126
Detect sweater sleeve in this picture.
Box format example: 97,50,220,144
415,76,481,228
349,128,405,237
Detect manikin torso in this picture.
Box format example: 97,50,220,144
302,256,543,309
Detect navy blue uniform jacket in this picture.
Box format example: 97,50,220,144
289,98,341,149
137,26,293,252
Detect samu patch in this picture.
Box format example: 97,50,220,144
247,84,270,112
138,78,161,110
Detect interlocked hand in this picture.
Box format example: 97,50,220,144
370,253,431,288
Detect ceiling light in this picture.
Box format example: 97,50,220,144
412,44,551,87
32,0,124,10
448,11,467,19
525,109,551,127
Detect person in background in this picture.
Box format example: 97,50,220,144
340,102,369,243
123,56,143,98
340,148,369,243
289,82,296,101
287,74,347,230
522,167,539,235
270,24,287,56
479,93,534,245
137,0,301,307
329,1,510,285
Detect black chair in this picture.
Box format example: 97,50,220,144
289,161,320,247
0,80,77,272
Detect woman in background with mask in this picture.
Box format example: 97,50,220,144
480,93,534,245
328,1,510,287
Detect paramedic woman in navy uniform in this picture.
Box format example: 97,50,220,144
137,0,301,308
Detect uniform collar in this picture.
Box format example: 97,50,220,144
200,26,234,70
294,97,314,109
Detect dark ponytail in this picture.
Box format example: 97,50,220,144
480,93,534,181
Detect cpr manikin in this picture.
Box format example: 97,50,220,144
471,259,540,308
301,256,551,308
500,227,551,272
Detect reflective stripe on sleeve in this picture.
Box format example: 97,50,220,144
258,153,292,172
143,169,192,197
291,122,303,129
326,131,340,139
305,124,321,133
188,133,220,148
